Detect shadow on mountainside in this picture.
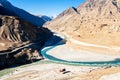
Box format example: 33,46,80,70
0,0,45,26
0,27,66,70
42,35,66,48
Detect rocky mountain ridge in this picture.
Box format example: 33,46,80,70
0,14,52,69
56,7,79,19
45,0,120,46
0,0,53,69
0,0,51,26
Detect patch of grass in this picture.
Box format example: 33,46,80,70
0,68,15,77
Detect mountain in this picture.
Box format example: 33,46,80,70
56,7,79,19
0,4,16,16
0,15,52,42
0,15,52,69
0,0,49,26
44,7,79,31
45,0,120,46
0,0,53,43
0,0,53,69
37,15,52,22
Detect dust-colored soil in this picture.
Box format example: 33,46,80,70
0,63,99,80
1,63,120,80
70,67,120,80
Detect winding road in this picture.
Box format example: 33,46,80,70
41,33,120,66
0,42,40,55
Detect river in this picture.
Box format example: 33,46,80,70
41,34,120,66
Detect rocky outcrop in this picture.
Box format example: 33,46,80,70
0,47,43,69
14,48,43,63
0,15,52,69
78,0,120,17
0,15,46,42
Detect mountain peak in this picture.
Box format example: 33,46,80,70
68,7,79,13
56,6,79,19
45,0,120,46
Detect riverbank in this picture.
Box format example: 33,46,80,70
1,33,120,80
47,44,120,62
0,62,99,80
1,61,120,80
40,33,120,66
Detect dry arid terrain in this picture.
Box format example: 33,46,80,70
1,61,120,80
1,35,120,80
0,0,53,69
43,0,120,79
45,0,120,47
1,0,120,80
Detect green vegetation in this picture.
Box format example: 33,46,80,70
0,60,52,78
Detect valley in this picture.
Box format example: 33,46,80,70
1,0,120,80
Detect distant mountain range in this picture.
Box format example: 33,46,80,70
0,0,53,42
37,15,52,22
0,0,52,26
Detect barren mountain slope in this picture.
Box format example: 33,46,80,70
45,0,120,46
0,14,53,69
0,15,49,42
0,0,53,69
